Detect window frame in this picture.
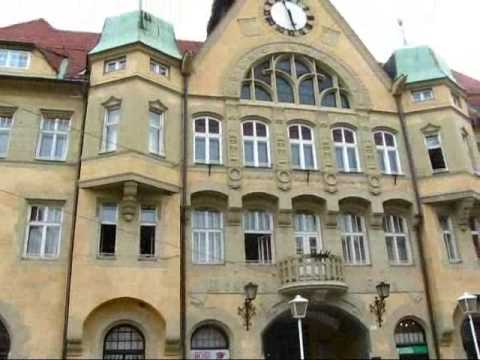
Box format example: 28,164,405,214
98,203,118,257
193,117,223,165
383,215,412,265
191,324,229,351
339,213,370,265
23,204,63,259
0,49,31,69
294,213,322,256
288,124,317,170
411,88,434,103
101,106,120,153
374,130,402,175
0,114,14,158
148,109,165,156
192,209,225,265
332,127,361,173
243,210,274,264
438,215,461,263
35,116,71,161
104,57,127,73
242,120,271,168
103,324,145,359
150,59,169,77
139,206,158,258
470,217,480,259
425,133,448,172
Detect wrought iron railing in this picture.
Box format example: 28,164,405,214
278,254,345,285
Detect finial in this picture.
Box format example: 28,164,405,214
397,18,408,46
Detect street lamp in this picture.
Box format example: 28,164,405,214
238,282,258,331
458,292,480,359
289,295,309,360
369,281,390,328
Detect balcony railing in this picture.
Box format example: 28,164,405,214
277,254,348,295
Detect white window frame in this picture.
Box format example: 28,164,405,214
470,217,480,259
339,213,370,265
150,59,169,76
101,107,120,153
374,131,402,175
439,216,461,263
99,203,118,256
193,117,222,165
139,206,157,257
0,114,14,158
104,57,126,73
24,205,63,259
243,210,274,264
0,49,31,69
294,213,322,256
412,88,434,103
148,110,165,156
288,124,317,170
36,117,71,161
332,127,361,173
242,120,271,168
192,210,224,265
425,133,448,172
383,215,412,265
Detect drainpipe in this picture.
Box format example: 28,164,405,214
393,76,440,358
61,67,90,358
180,52,193,358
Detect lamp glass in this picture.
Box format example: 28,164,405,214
458,292,478,314
244,282,258,301
376,282,391,299
289,295,309,319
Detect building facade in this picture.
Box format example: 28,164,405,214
0,0,479,358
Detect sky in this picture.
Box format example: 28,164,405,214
0,0,479,79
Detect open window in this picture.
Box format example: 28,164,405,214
244,210,273,264
99,204,117,256
140,206,157,257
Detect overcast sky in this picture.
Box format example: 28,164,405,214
1,0,479,78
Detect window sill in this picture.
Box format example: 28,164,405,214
192,262,226,266
149,152,166,159
389,262,414,267
97,254,116,261
448,259,463,265
244,165,272,170
98,150,117,156
293,168,319,172
432,169,449,175
138,255,158,262
344,263,371,267
382,172,405,177
21,256,59,261
245,262,275,266
338,171,364,175
35,157,67,163
194,162,224,167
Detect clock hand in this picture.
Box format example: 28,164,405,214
281,0,297,30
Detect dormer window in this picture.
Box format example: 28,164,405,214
104,57,126,73
412,88,433,103
150,60,169,76
0,49,30,69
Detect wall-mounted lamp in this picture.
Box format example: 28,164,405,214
369,281,390,328
238,282,258,331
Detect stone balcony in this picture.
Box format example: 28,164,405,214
277,255,348,296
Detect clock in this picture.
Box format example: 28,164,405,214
264,0,315,36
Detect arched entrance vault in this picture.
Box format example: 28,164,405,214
263,304,370,360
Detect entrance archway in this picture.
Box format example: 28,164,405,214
462,315,480,359
263,304,369,359
0,319,10,359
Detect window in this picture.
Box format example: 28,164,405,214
0,115,13,158
150,60,169,76
241,53,351,109
244,210,273,264
0,319,9,360
104,57,126,73
469,218,480,259
452,92,462,108
294,213,321,256
140,207,157,257
36,117,70,161
333,127,360,172
339,213,369,265
412,88,434,103
374,131,401,174
0,49,30,69
191,325,229,359
462,130,479,173
149,110,164,155
425,134,447,172
383,215,411,265
438,216,460,263
242,120,270,167
192,210,224,264
99,204,117,256
395,319,429,360
24,205,63,258
289,125,317,170
194,117,222,164
103,325,145,360
102,107,120,152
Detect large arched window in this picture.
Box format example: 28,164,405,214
191,325,229,358
0,320,9,360
194,117,222,165
241,53,351,109
374,131,401,175
288,124,317,170
242,120,270,168
462,315,480,359
103,324,145,360
395,319,429,360
332,127,360,173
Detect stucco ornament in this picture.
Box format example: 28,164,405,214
121,181,138,222
276,170,291,191
228,167,242,189
368,175,382,196
323,173,338,193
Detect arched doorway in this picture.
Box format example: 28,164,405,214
394,318,429,360
191,324,230,359
0,320,9,360
263,304,370,359
462,315,480,359
103,324,145,360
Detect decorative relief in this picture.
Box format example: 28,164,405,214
323,172,338,194
276,170,292,191
228,134,240,163
121,181,138,222
228,167,242,189
368,175,382,196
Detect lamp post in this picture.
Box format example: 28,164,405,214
289,295,309,360
369,281,390,328
238,282,258,331
458,292,480,359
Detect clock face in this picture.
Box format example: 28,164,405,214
264,0,315,36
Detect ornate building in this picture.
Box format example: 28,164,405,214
0,0,479,358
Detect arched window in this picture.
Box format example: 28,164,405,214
462,315,480,359
194,117,222,164
288,125,316,170
0,320,10,360
332,127,360,173
192,210,224,264
242,120,270,168
383,215,412,265
395,319,429,360
241,53,351,109
374,131,401,175
103,324,145,360
339,213,369,265
191,325,229,358
294,213,322,256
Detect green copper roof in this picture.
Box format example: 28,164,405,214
385,45,457,85
90,11,181,59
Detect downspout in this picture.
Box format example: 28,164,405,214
62,66,90,358
180,51,193,358
393,76,440,358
